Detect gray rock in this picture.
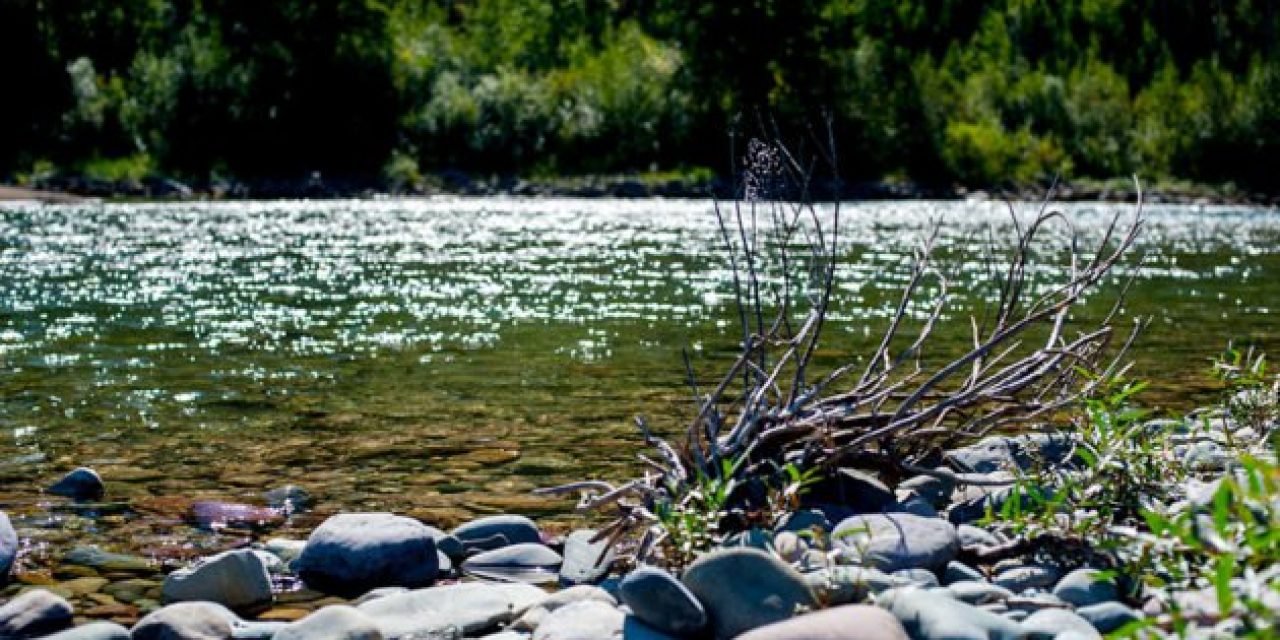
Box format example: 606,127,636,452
947,477,1018,525
899,474,953,507
542,585,616,610
896,494,939,518
833,513,959,572
48,467,105,501
481,633,531,640
559,530,615,585
1052,569,1118,607
723,528,773,549
0,511,16,579
0,589,74,637
735,605,910,640
956,524,1000,548
878,587,1024,640
944,580,1015,605
461,543,562,584
39,621,132,639
774,509,832,534
1002,610,1029,623
803,567,903,605
618,566,707,636
772,531,808,563
892,568,939,588
1005,593,1071,614
271,605,382,640
162,549,273,609
943,561,986,585
422,526,465,561
1076,602,1142,633
993,565,1060,593
532,600,624,640
232,619,287,639
806,469,897,515
356,582,546,637
131,601,235,640
1021,609,1101,639
351,587,409,606
296,513,439,596
452,515,541,552
947,435,1071,474
681,547,816,640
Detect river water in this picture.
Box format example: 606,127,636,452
0,197,1276,573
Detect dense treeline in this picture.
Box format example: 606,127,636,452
3,0,1279,190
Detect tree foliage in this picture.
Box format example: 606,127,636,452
4,0,1279,188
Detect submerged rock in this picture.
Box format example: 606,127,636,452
62,547,153,573
833,513,959,571
296,513,439,596
191,501,284,530
264,485,312,513
47,467,106,501
0,589,75,638
681,547,816,640
618,566,707,636
162,549,273,609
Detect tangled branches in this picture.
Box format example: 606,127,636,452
538,135,1148,566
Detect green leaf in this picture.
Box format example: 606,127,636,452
1213,554,1236,615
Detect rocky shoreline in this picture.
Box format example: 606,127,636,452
1,392,1274,640
3,174,1278,206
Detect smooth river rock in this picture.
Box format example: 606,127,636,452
162,548,273,608
618,566,707,636
452,515,542,552
878,587,1024,640
531,600,624,640
1075,601,1142,633
47,467,106,501
681,547,816,640
131,601,236,640
833,513,959,571
271,605,382,640
40,621,132,639
1052,569,1119,607
735,605,910,640
1021,609,1101,639
0,589,75,637
356,582,547,637
296,513,439,596
461,543,562,584
0,511,17,579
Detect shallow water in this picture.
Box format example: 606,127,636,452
0,197,1276,575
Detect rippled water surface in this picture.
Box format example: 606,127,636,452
0,198,1276,571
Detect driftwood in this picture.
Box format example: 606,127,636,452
538,132,1147,562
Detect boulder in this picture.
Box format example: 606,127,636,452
452,515,541,552
878,587,1024,640
0,511,17,579
461,543,562,584
39,621,131,639
1052,569,1118,607
356,582,546,638
47,467,106,501
0,589,75,637
735,605,909,640
681,547,816,640
833,513,959,571
296,513,439,595
162,549,272,609
271,605,382,640
531,600,624,640
618,566,707,636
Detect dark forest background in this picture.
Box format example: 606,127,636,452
4,0,1279,191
